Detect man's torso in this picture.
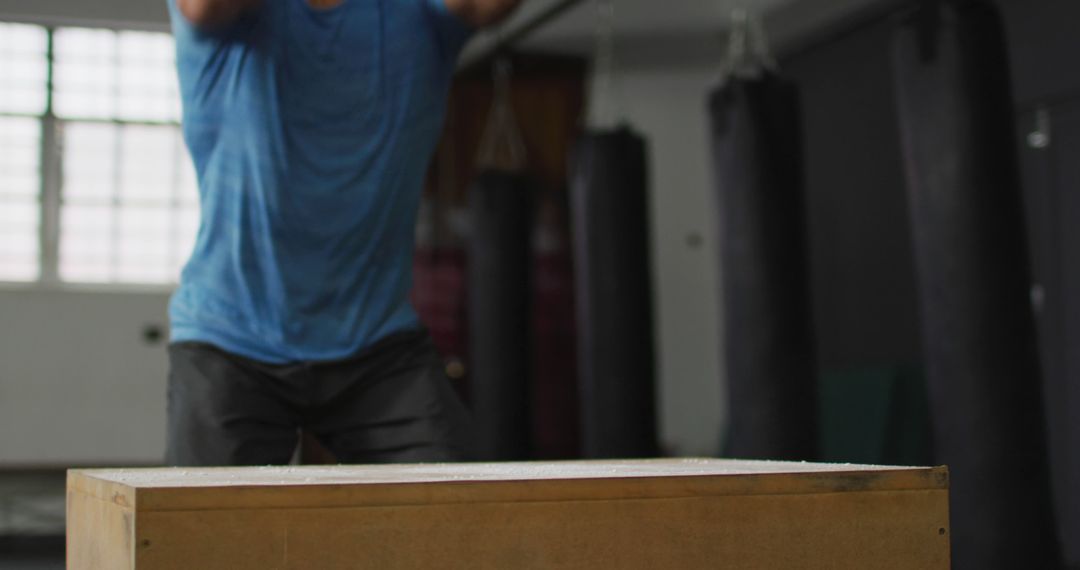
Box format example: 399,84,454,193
168,0,471,363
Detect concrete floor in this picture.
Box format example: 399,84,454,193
0,536,63,570
0,556,64,570
0,470,66,569
0,471,66,537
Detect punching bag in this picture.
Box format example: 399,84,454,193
709,73,817,461
893,2,1060,567
468,170,534,461
570,128,659,459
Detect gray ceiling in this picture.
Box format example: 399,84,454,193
0,0,884,65
462,0,884,65
0,0,792,32
519,0,793,40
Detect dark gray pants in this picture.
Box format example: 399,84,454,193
165,329,473,466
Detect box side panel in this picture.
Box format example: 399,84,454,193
133,488,949,570
67,485,134,570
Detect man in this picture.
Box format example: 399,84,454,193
166,0,521,466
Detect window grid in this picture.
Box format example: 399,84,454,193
0,22,48,116
58,121,197,284
0,22,198,287
0,22,48,282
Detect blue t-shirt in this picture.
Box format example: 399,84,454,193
167,0,472,363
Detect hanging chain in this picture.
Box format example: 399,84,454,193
721,6,776,83
477,57,528,171
593,0,620,129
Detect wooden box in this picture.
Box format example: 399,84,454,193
67,459,950,569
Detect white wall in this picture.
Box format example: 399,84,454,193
588,62,728,457
0,289,170,466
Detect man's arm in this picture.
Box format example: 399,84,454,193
176,0,262,29
442,0,524,28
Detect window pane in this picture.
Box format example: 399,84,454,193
117,31,180,123
0,117,41,199
53,22,188,286
59,204,113,283
0,199,40,281
60,119,193,285
54,27,181,122
63,122,118,202
53,28,118,120
0,23,48,115
117,206,171,282
0,116,41,282
120,124,177,203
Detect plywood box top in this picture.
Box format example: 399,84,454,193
69,459,948,513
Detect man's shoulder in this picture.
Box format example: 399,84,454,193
168,0,271,55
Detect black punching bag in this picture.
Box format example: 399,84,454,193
709,73,817,461
893,2,1059,567
468,170,534,461
570,128,659,459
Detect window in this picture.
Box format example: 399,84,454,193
0,23,47,282
0,22,198,286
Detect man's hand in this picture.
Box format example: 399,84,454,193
443,0,524,28
177,0,262,29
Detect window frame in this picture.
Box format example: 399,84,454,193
0,17,193,294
